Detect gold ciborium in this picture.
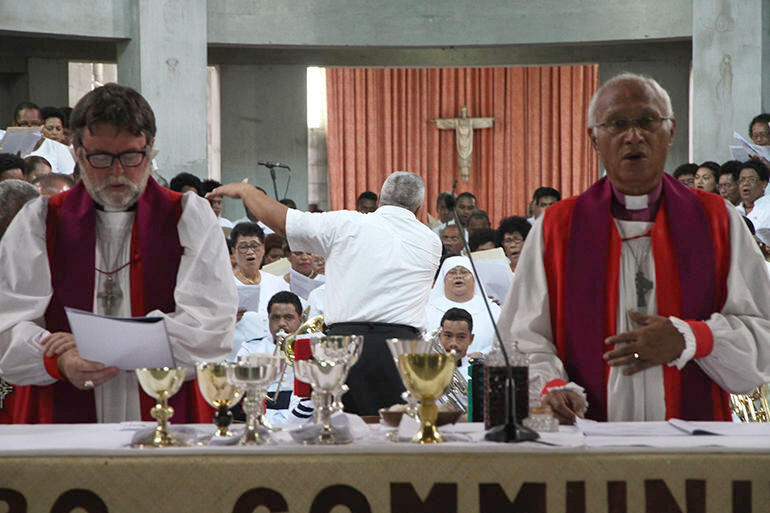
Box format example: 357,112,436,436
196,362,244,438
135,367,188,447
397,353,456,444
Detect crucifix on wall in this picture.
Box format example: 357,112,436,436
432,105,495,182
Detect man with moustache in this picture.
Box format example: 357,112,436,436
498,73,770,424
0,83,236,424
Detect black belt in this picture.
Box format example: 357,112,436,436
328,322,419,336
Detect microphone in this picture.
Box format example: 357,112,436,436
258,161,291,169
448,183,538,444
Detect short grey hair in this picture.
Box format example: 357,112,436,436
587,73,674,135
379,171,425,212
0,179,40,240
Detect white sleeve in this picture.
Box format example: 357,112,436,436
0,197,56,385
694,203,770,393
496,219,569,399
145,194,237,367
285,209,350,257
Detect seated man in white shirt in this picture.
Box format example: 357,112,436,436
438,307,480,379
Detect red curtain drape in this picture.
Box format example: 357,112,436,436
326,65,599,226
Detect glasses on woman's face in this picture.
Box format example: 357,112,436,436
236,242,263,254
737,176,761,186
446,267,471,278
502,234,524,245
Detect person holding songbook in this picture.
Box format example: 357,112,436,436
0,83,236,424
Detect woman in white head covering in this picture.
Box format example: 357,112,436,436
424,256,501,355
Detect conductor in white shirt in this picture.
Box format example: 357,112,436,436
210,171,442,414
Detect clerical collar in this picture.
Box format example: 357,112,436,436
93,200,138,212
610,181,662,222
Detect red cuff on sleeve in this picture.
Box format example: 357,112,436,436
43,354,64,381
541,379,568,398
686,320,714,358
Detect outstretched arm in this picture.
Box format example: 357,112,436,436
208,181,289,236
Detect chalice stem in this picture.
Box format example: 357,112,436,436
416,399,443,444
151,393,174,446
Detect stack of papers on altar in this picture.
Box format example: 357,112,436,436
65,307,175,370
576,417,770,437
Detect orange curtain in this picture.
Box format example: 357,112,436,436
326,65,599,226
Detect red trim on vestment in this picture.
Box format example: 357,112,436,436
541,379,568,397
542,184,733,421
43,354,64,381
687,321,715,358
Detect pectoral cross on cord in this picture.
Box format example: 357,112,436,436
96,260,131,316
622,231,653,308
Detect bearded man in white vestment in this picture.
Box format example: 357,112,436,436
0,83,236,424
498,73,770,424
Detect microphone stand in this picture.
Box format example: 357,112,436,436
260,163,281,200
447,182,538,443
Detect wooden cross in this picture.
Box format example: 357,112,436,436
433,106,495,182
97,275,123,316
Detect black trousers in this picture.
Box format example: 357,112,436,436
327,322,419,416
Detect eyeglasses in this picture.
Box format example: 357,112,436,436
737,176,762,186
592,116,672,135
446,268,471,277
502,234,524,245
80,146,148,169
236,243,263,254
717,183,735,191
442,235,462,243
679,178,695,186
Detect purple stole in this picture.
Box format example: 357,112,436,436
25,177,187,423
544,174,731,421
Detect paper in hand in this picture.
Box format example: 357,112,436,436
470,247,513,304
64,307,175,370
0,127,43,157
288,268,325,300
237,283,260,312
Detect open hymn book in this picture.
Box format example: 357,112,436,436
64,307,175,370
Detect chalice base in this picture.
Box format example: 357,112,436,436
133,429,194,448
412,422,444,444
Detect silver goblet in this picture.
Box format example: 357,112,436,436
294,359,349,444
310,335,364,412
226,354,284,445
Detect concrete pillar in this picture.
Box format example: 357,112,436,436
692,0,769,163
116,0,207,180
27,58,69,108
219,64,308,221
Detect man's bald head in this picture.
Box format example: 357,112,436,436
32,173,75,196
587,73,676,195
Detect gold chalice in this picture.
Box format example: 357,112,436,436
196,362,244,438
386,338,432,418
135,367,188,447
397,353,456,443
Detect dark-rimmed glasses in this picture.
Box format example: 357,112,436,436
80,146,148,169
